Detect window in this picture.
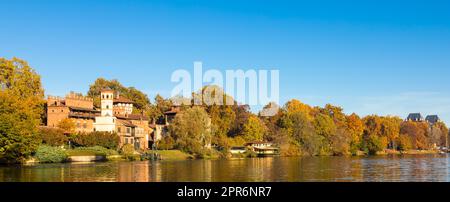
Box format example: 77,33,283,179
125,138,128,144
106,105,109,109
126,128,131,134
83,123,87,128
131,139,134,144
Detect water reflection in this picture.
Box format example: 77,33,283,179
0,154,448,182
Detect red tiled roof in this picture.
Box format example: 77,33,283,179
113,97,134,104
116,119,137,127
116,114,149,121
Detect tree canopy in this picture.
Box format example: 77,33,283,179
0,57,44,163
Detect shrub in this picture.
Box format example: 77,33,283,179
34,145,68,163
157,135,175,150
39,127,68,146
69,132,119,150
121,144,138,160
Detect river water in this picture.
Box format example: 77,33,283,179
0,154,449,182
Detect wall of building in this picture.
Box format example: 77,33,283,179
114,103,133,115
47,106,70,127
65,97,94,109
94,116,116,132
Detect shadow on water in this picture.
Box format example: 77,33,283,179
0,154,448,182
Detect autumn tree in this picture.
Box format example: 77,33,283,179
397,134,413,151
242,115,267,141
313,113,337,154
362,115,388,154
193,86,237,148
87,78,151,113
400,121,430,150
57,118,76,133
147,94,173,123
432,122,449,147
168,107,212,155
346,113,364,153
284,99,314,120
280,100,320,156
380,116,402,149
0,57,44,163
260,102,283,142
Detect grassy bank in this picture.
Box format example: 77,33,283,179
378,149,441,155
147,150,194,161
65,146,119,156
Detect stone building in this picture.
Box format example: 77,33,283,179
94,89,151,150
47,90,151,150
47,92,100,133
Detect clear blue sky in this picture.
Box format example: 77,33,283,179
1,0,450,123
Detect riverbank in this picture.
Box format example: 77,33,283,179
377,149,441,155
19,148,446,165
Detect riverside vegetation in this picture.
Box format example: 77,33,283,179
1,57,449,164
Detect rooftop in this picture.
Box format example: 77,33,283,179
425,115,440,124
113,96,134,104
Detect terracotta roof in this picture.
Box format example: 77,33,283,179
69,113,97,119
113,97,134,104
68,106,99,112
164,107,181,115
116,114,149,121
116,119,137,128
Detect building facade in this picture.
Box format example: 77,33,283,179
93,89,151,150
47,92,99,133
47,90,150,150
